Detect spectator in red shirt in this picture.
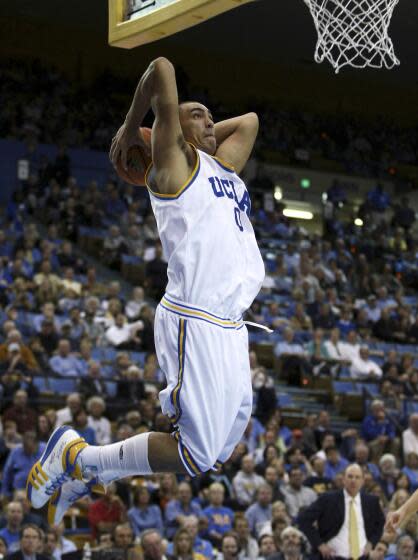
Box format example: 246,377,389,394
88,483,127,539
2,390,37,435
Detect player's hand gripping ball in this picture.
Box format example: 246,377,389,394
115,127,152,186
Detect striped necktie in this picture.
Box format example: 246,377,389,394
349,499,360,560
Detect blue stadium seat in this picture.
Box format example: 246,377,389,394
49,378,77,394
333,381,358,394
277,393,294,407
32,377,50,392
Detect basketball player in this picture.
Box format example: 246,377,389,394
385,488,418,531
26,57,266,523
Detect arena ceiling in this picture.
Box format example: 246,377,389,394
3,0,418,84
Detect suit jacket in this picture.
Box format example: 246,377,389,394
5,552,50,560
78,376,108,399
298,490,384,553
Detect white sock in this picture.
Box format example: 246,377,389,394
79,432,153,484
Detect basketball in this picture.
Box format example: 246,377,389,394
115,127,152,186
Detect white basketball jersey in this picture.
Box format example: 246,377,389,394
146,146,265,320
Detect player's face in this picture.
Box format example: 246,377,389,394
179,103,216,155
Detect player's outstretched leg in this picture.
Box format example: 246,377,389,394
27,426,186,510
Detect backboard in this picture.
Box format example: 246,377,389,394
109,0,253,49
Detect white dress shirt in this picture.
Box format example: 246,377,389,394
350,357,382,379
327,491,367,558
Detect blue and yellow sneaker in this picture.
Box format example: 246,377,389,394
48,478,105,525
26,426,89,509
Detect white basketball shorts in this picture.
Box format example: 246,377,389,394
154,294,253,476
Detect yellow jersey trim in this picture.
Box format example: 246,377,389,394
145,143,200,200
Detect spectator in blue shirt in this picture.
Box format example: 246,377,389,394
49,338,84,377
324,446,349,479
1,431,45,497
166,515,214,559
165,482,202,539
202,483,234,547
0,501,24,553
361,400,400,462
128,486,164,536
245,484,273,538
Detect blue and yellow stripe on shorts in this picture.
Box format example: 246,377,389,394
160,295,244,330
169,318,187,426
173,431,202,477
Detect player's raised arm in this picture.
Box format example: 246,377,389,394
214,113,259,174
385,488,418,531
110,57,192,194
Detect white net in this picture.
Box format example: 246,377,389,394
304,0,400,73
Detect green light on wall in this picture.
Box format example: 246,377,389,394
300,178,311,189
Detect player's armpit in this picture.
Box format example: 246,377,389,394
214,113,259,174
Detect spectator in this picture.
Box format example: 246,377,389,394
217,533,240,560
78,361,108,401
5,523,49,560
49,338,84,377
87,396,111,445
2,390,38,435
105,313,143,349
245,484,273,538
126,287,147,320
304,456,332,494
88,482,127,539
171,527,205,560
402,453,418,492
233,455,265,508
378,454,399,500
55,392,82,427
0,330,39,372
112,522,142,560
350,346,382,380
177,515,214,560
165,482,202,539
141,529,168,560
298,464,384,559
257,534,277,560
385,535,415,560
71,407,96,445
281,467,316,519
128,486,164,536
233,516,258,560
0,502,24,553
353,442,380,479
268,527,307,560
324,446,349,480
203,483,234,547
361,400,399,461
402,414,418,459
1,431,45,497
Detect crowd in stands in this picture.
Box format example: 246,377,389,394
1,58,418,184
0,57,417,560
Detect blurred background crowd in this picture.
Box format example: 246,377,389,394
0,52,416,560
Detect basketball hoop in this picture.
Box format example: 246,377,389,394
303,0,400,73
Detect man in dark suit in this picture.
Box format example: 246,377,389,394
5,524,50,560
298,464,384,560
